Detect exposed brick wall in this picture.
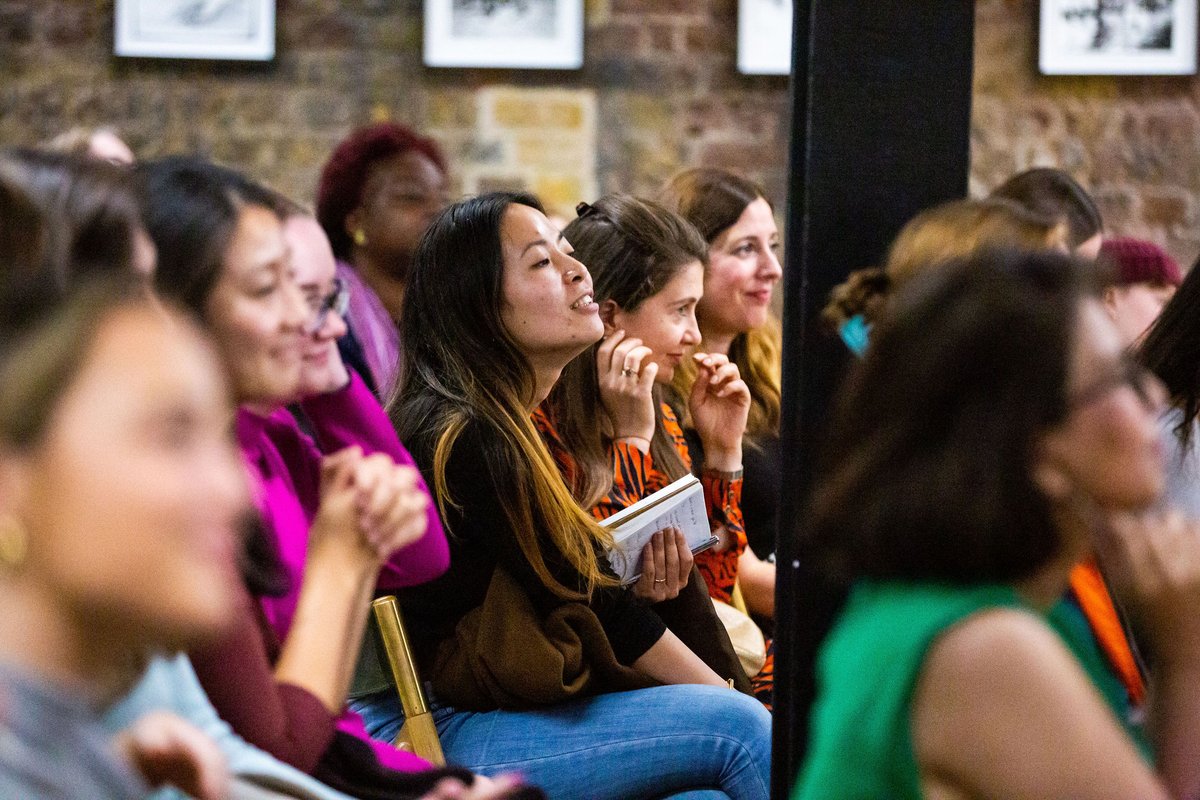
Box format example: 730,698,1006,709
0,0,1197,264
974,0,1200,265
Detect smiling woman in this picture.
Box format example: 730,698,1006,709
534,193,772,703
137,158,509,799
660,169,783,626
352,191,772,800
0,268,247,798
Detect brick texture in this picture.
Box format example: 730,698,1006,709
1,1,1197,264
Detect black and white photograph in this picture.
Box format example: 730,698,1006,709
114,0,275,60
425,0,583,68
1039,0,1197,74
452,0,557,39
737,0,792,75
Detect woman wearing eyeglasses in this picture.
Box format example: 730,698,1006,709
140,159,532,800
796,249,1200,800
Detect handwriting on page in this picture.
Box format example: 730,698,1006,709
611,495,709,583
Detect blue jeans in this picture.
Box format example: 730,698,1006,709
350,684,771,800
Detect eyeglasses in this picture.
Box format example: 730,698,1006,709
305,278,349,335
1068,359,1159,411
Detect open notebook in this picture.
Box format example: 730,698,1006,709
600,474,719,584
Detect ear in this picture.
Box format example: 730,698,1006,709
1101,286,1121,320
1031,436,1074,502
343,208,364,241
599,299,623,333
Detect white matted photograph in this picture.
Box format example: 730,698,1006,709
424,0,583,69
114,0,275,61
1039,0,1197,75
737,0,792,75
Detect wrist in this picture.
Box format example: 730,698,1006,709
703,446,742,473
614,435,652,454
307,533,379,574
702,466,744,481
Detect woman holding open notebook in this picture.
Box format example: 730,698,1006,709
356,191,771,800
534,195,773,706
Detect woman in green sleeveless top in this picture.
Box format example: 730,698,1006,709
794,249,1200,800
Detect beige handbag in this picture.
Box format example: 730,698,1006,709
711,597,767,678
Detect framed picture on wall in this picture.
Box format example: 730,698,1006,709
1039,0,1197,75
424,0,583,69
737,0,792,75
114,0,275,61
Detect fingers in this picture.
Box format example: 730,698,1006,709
422,777,471,799
319,446,362,494
467,774,524,800
1095,510,1200,661
121,712,229,800
631,533,665,602
352,459,430,557
600,331,644,375
672,527,693,585
650,530,668,598
596,328,626,370
637,360,659,392
662,526,680,597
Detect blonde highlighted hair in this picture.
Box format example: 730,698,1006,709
394,192,618,599
822,197,1068,329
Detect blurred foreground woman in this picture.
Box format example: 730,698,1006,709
0,271,248,798
796,249,1200,799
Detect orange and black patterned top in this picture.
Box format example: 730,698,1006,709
532,402,746,604
534,402,774,709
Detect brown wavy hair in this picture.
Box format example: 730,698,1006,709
546,194,707,509
660,168,782,437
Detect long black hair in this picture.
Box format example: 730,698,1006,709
393,192,618,598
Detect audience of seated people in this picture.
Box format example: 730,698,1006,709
535,193,773,705
357,191,772,800
7,116,1200,800
136,157,532,800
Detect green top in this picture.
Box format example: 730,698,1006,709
793,581,1022,800
1047,596,1151,759
793,581,1151,800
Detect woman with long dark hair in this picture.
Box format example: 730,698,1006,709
359,191,771,800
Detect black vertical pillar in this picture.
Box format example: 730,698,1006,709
772,3,976,797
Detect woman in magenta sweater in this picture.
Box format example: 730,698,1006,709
141,158,530,800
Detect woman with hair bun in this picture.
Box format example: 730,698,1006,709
538,193,772,704
821,197,1068,358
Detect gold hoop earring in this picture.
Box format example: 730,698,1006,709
353,229,367,247
0,515,27,570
